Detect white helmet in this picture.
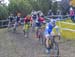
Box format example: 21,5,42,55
50,19,56,25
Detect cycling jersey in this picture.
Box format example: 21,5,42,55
35,21,41,27
32,15,37,20
24,16,32,24
44,19,56,36
38,17,45,23
15,16,20,23
8,16,14,22
35,17,45,27
45,23,53,34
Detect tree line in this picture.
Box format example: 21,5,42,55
0,0,69,20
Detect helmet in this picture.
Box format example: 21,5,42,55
50,19,56,25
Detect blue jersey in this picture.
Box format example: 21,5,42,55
35,20,41,27
44,23,54,34
8,16,14,22
14,16,20,23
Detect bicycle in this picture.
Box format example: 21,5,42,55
44,34,60,57
8,22,13,31
52,35,60,57
13,20,22,32
23,23,30,38
37,24,46,44
37,27,44,44
7,20,15,32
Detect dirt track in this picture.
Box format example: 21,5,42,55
0,28,75,57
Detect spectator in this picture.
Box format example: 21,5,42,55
69,7,75,22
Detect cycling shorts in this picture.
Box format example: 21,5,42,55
35,22,41,27
44,29,55,39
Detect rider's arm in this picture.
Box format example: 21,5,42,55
30,17,33,24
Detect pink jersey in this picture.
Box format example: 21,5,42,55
70,10,74,16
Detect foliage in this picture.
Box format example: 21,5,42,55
8,0,32,17
0,5,9,20
8,0,52,16
0,0,70,19
51,2,58,15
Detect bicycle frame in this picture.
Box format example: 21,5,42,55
45,35,59,57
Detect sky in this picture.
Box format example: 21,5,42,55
4,0,9,5
56,0,61,1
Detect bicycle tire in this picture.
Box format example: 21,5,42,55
53,36,60,57
54,45,59,57
38,31,43,44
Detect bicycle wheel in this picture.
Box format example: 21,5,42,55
13,22,17,32
48,39,53,49
7,22,11,31
13,23,17,32
38,29,43,44
54,43,59,57
53,36,59,57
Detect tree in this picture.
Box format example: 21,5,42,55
51,1,58,14
8,0,33,17
61,0,70,14
37,0,51,15
28,0,52,15
8,0,53,16
0,5,9,20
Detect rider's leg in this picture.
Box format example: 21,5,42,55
35,27,38,38
23,24,25,35
32,20,35,32
45,34,51,53
46,36,49,48
46,41,50,53
8,22,11,28
13,22,17,31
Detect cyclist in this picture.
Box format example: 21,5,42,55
35,14,45,38
44,17,56,53
23,15,32,37
24,15,32,26
31,10,38,31
38,15,46,31
8,14,14,29
13,13,21,31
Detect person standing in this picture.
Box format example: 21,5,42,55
70,7,75,22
